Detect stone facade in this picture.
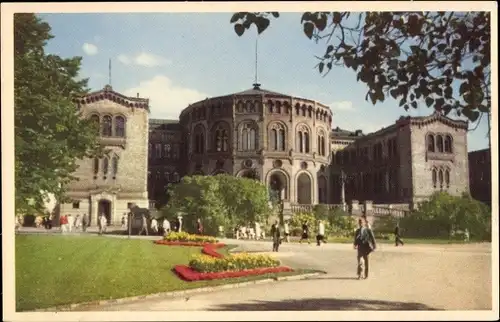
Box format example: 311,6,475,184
59,85,149,225
329,113,470,207
61,84,471,219
468,148,491,206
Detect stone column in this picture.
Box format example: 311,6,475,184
351,199,359,216
90,196,98,227
111,195,117,225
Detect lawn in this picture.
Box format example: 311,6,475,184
15,235,307,311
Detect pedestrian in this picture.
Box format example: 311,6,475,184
74,214,81,231
299,221,311,244
67,214,73,233
394,223,404,246
98,214,107,235
255,221,261,240
139,214,149,236
47,214,53,230
163,218,171,236
316,220,326,246
271,220,281,252
283,220,290,243
354,217,377,280
196,218,204,235
60,215,68,233
464,228,470,242
82,213,88,232
121,214,127,229
151,217,159,235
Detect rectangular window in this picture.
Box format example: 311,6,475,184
155,144,162,158
72,201,80,209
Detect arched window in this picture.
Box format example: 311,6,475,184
148,143,152,158
193,125,205,154
102,115,112,137
173,172,180,182
103,157,109,178
432,168,437,188
304,132,310,153
436,135,444,153
112,155,118,178
295,105,300,115
438,169,444,189
297,132,303,152
445,169,450,188
114,116,125,137
444,135,453,153
164,144,171,158
317,132,326,156
93,157,99,176
427,134,435,152
214,125,229,152
90,114,100,134
268,101,273,113
276,101,281,114
240,124,257,151
164,172,170,182
269,123,285,151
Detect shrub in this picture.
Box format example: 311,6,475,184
188,253,280,273
163,231,218,244
327,208,357,237
289,212,317,235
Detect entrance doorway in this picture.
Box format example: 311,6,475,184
98,199,112,225
297,173,312,204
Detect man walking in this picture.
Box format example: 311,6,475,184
139,214,149,236
271,220,281,252
82,213,88,232
394,223,404,246
316,220,326,246
354,217,377,280
283,220,290,243
299,221,311,244
196,218,204,235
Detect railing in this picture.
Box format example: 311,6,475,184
290,203,343,213
372,206,410,218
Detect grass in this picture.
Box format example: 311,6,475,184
15,235,309,311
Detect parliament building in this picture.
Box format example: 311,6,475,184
59,84,471,225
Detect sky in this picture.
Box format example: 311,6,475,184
38,12,490,152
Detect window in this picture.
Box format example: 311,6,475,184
432,169,437,188
297,125,310,154
72,201,80,209
164,144,171,158
164,172,170,182
148,144,152,158
102,115,112,137
173,172,180,182
155,143,162,158
93,157,99,176
444,135,453,153
276,101,282,114
173,144,179,159
445,169,450,188
240,124,256,151
436,135,444,153
103,157,109,178
214,125,229,152
193,125,205,154
317,133,326,156
438,169,444,190
112,155,118,179
90,114,100,134
427,134,435,152
114,116,125,137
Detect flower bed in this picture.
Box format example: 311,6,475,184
189,253,280,273
163,231,218,244
174,264,293,281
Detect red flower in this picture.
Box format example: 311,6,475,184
174,265,294,281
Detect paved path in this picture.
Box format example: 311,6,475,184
71,237,492,311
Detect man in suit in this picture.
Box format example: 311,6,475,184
394,223,404,246
271,220,281,252
354,217,377,280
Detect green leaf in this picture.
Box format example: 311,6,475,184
425,97,434,107
255,17,270,34
326,45,334,54
390,89,398,99
303,22,315,39
316,14,327,31
459,82,469,95
411,101,418,109
301,12,313,23
230,12,244,23
319,62,325,73
234,23,245,36
332,12,342,24
437,43,447,52
399,97,407,107
271,12,280,18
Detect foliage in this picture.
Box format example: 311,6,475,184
327,207,358,237
164,175,271,236
162,232,218,244
216,174,271,225
372,215,399,234
230,12,491,122
14,14,101,215
313,204,330,221
188,253,280,273
400,192,491,240
289,212,317,236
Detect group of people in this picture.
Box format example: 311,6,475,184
268,219,327,252
59,213,90,233
234,222,264,240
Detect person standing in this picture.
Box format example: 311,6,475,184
316,220,326,246
60,215,67,233
283,220,290,243
271,220,281,252
98,214,107,235
354,217,377,280
299,221,311,244
394,223,404,246
67,214,73,233
74,214,81,231
196,218,204,235
151,217,159,235
254,221,261,240
81,213,88,232
162,218,171,236
139,214,149,236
